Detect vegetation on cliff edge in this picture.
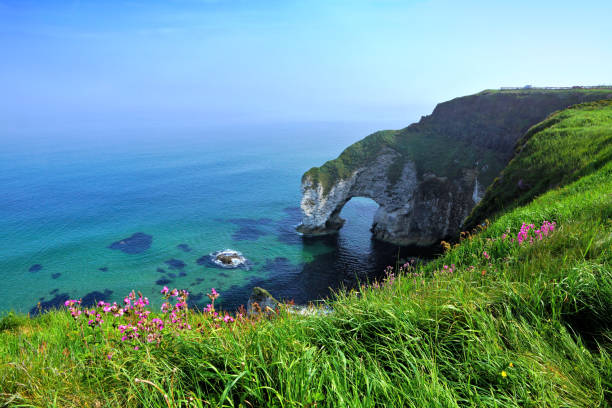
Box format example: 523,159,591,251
1,102,612,407
303,88,612,195
465,99,612,229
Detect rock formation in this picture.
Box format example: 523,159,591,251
298,89,612,246
247,287,279,315
209,249,248,268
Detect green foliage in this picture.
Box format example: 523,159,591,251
465,100,612,229
303,130,398,193
0,312,27,332
1,102,612,407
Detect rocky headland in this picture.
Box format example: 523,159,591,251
298,88,612,246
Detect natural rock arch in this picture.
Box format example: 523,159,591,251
297,89,612,246
297,147,481,246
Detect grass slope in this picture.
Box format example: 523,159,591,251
465,100,612,229
1,102,612,407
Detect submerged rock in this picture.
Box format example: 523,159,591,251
165,258,186,270
177,243,192,252
109,233,152,254
81,289,113,307
156,277,172,286
227,218,274,241
29,264,43,273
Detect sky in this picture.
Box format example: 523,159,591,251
1,0,611,133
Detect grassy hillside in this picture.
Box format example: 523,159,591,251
1,102,612,407
465,100,612,229
303,88,612,195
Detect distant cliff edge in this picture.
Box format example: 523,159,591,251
297,88,612,246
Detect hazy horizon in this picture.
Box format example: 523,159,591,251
2,0,611,134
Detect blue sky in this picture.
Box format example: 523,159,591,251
1,0,611,132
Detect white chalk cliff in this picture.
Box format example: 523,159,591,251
298,148,484,246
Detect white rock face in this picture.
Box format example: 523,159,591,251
472,178,484,204
298,147,483,246
298,172,359,234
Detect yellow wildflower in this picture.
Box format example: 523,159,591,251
501,370,508,378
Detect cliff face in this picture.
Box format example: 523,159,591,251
298,89,612,246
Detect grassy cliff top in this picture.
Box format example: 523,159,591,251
465,99,612,229
479,86,612,95
304,89,612,195
303,124,505,195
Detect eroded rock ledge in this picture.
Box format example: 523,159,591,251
297,88,612,246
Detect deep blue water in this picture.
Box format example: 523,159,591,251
0,122,416,313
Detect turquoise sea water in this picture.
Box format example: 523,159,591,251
0,122,414,313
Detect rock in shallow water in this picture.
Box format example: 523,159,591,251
247,287,279,315
81,289,113,307
165,259,186,270
177,243,192,252
209,249,248,269
109,233,152,254
156,277,172,286
29,264,43,273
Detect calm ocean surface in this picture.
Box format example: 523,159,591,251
0,121,419,313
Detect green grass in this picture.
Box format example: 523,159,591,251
465,100,612,229
2,103,612,407
303,123,508,196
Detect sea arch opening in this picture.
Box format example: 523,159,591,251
330,196,398,285
334,196,380,245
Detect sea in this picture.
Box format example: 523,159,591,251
0,121,423,314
